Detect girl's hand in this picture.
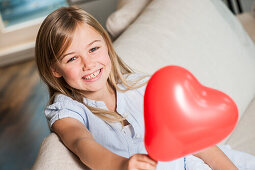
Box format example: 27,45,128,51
125,153,158,170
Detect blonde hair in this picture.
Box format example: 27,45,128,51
35,6,148,125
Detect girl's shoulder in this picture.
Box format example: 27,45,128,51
53,93,81,105
123,72,150,88
45,94,89,128
50,93,87,111
122,72,151,96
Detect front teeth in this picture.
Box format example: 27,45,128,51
84,69,100,80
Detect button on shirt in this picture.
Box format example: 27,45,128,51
45,73,185,169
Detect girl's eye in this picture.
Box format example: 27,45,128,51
89,47,99,53
67,56,77,63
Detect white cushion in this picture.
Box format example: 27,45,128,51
32,133,90,170
106,0,151,39
225,98,255,156
113,0,255,119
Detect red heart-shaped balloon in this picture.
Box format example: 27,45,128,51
144,65,238,161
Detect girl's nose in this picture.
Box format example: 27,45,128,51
81,56,96,71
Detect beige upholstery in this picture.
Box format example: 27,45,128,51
106,0,151,39
32,133,90,170
113,0,255,119
225,98,255,156
32,0,255,169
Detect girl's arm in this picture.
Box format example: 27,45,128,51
52,117,157,170
193,145,238,170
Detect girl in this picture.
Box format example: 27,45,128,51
35,6,255,170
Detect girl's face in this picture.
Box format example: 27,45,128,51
52,23,112,94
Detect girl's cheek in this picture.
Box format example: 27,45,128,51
98,49,111,65
64,66,80,79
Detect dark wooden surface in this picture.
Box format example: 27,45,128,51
0,59,50,170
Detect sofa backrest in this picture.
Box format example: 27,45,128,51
113,0,255,119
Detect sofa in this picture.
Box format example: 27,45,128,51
32,0,255,169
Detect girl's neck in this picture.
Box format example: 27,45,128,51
83,83,117,111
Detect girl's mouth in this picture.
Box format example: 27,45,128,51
82,68,103,82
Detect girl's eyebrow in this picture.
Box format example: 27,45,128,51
60,52,75,61
60,39,101,61
88,39,101,47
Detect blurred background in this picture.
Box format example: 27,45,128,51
0,0,254,169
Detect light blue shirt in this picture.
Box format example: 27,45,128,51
45,73,255,170
44,73,185,169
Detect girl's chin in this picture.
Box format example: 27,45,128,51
79,85,106,93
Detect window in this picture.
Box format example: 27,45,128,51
0,0,68,66
0,0,68,30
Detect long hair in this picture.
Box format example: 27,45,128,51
35,6,148,125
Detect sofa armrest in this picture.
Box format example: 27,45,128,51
225,97,255,156
32,133,90,170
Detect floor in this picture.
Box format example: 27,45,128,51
0,59,50,170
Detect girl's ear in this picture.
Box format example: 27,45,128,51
51,66,62,78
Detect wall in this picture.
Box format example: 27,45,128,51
222,0,255,13
79,0,118,29
242,0,254,12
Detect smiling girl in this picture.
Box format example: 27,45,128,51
35,6,255,170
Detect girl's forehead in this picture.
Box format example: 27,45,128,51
74,23,102,40
63,23,106,53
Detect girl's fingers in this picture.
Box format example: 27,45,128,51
135,161,156,170
128,154,158,170
137,154,158,166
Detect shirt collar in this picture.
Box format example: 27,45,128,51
83,97,107,110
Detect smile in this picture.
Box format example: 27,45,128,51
82,68,102,81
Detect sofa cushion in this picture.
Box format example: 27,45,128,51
113,0,255,120
106,0,151,39
32,133,90,170
225,98,255,156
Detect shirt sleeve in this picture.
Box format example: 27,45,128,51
44,94,88,129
